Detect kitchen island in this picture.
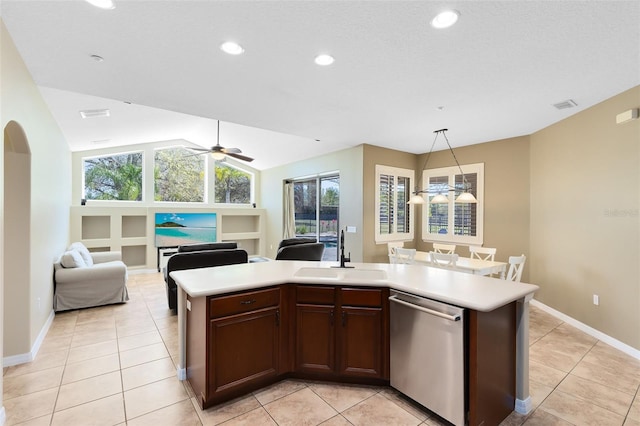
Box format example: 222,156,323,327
171,260,538,425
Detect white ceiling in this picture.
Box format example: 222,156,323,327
2,0,639,170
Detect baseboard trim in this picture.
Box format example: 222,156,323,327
177,367,187,381
531,299,640,360
3,309,55,367
515,397,532,415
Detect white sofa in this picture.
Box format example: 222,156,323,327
53,244,129,312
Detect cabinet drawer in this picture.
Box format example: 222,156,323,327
340,288,382,307
296,285,335,305
209,287,280,319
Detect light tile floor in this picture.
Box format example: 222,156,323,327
3,272,640,425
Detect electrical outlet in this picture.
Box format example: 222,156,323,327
593,294,599,306
186,299,192,311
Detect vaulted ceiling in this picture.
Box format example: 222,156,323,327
2,1,639,169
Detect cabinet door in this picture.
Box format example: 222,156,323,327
208,306,280,400
338,306,383,378
296,304,335,374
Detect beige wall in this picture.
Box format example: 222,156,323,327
361,138,530,272
413,137,531,279
1,19,72,363
530,86,640,349
362,144,418,263
260,146,364,261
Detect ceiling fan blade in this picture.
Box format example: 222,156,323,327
182,151,209,158
222,147,242,154
187,147,211,152
226,152,254,162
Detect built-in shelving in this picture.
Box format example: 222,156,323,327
70,206,266,270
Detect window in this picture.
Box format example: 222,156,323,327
375,165,414,243
421,163,484,245
291,175,340,261
214,162,252,204
83,152,143,201
154,146,205,202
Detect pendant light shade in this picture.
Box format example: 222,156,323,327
431,194,450,204
455,191,478,203
408,193,426,205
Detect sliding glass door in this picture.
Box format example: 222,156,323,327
293,175,339,261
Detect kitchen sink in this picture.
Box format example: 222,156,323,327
294,267,341,279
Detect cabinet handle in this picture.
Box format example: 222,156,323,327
276,309,280,326
240,299,257,305
342,311,346,326
330,310,334,325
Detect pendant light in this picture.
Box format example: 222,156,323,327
408,129,477,205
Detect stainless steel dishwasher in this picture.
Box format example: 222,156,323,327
389,290,465,426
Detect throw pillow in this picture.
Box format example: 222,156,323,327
60,249,87,268
69,242,93,267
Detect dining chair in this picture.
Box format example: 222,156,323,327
433,243,456,254
505,254,526,282
429,251,459,269
387,241,404,263
393,248,416,264
469,246,497,261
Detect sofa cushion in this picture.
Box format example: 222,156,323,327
60,249,87,268
69,242,93,267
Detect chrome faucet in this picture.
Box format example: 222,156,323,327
337,229,353,268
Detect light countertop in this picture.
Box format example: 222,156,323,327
170,260,539,312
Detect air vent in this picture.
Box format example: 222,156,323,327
553,99,577,110
79,109,110,119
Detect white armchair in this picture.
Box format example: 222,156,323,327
53,243,129,312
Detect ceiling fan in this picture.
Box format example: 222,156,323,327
189,121,254,162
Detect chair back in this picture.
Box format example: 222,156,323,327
429,252,459,268
275,242,325,261
393,248,416,264
469,246,497,261
277,238,317,249
387,241,404,263
433,243,456,254
505,254,526,282
177,242,237,253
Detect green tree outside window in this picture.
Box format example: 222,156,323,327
215,163,251,204
84,152,143,201
154,147,205,202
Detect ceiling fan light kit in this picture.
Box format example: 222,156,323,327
189,121,254,162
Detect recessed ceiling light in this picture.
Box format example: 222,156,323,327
84,0,115,10
431,10,459,29
220,41,245,55
79,109,110,119
314,54,335,66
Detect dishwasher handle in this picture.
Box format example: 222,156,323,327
389,295,461,322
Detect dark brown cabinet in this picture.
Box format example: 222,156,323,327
295,285,388,381
186,281,518,425
187,286,284,408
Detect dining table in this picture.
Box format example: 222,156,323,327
414,251,508,279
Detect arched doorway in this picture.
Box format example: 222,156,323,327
3,121,32,358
